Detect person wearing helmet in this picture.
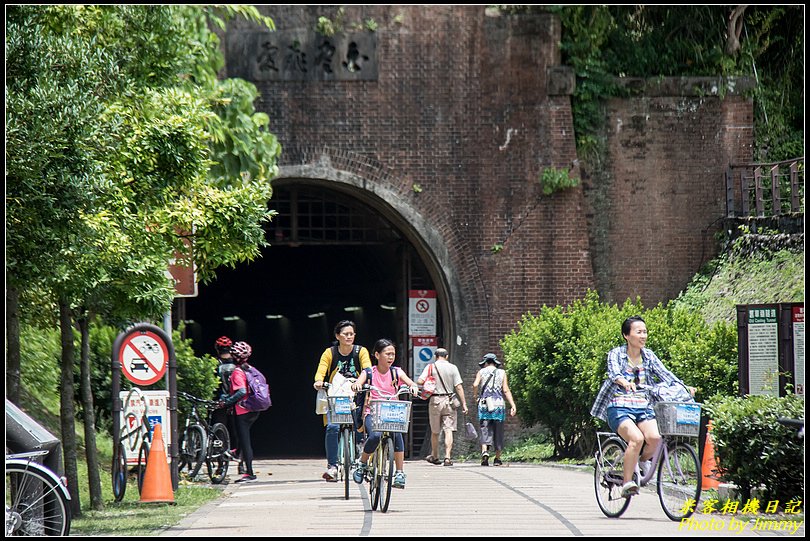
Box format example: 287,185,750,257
213,336,241,471
219,341,259,482
472,353,516,466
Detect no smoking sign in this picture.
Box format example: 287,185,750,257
119,330,168,386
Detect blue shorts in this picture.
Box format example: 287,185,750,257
606,406,656,433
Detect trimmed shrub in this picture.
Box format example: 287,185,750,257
501,290,737,458
705,393,804,505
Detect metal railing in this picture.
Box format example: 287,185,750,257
726,158,804,218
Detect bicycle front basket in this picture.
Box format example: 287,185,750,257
370,399,412,433
327,396,355,425
654,401,701,437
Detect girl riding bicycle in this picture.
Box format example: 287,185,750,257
351,338,419,489
590,316,695,498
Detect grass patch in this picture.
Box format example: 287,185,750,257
71,481,223,536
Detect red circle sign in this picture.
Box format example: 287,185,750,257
118,330,168,386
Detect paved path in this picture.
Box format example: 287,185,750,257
163,459,803,537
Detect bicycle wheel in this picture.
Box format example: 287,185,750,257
594,437,631,518
5,461,71,536
180,424,207,480
658,440,701,521
379,437,395,513
137,441,150,495
370,447,382,511
341,427,353,500
207,423,230,484
112,441,127,502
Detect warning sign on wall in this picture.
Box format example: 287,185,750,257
408,290,436,337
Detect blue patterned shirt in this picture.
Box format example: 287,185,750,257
590,344,685,422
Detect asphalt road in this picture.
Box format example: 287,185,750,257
162,458,804,537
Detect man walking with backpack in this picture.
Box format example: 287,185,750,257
313,320,371,482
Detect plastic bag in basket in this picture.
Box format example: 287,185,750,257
650,381,693,404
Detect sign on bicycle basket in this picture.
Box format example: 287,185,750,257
675,404,701,426
327,396,354,425
370,400,412,433
654,401,701,437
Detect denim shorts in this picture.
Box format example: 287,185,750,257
606,405,656,433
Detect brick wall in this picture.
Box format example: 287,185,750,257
225,7,754,388
582,84,754,305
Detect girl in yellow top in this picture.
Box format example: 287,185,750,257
313,320,371,481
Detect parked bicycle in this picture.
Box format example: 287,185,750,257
594,390,703,521
177,391,230,484
6,450,71,536
112,386,152,502
355,384,413,513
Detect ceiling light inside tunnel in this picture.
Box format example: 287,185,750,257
343,306,362,312
380,304,396,311
223,316,242,321
265,314,284,319
307,312,325,319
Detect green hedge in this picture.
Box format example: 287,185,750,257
705,393,804,505
501,290,737,458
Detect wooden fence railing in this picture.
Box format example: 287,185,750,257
726,158,804,218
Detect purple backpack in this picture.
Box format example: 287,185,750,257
241,365,272,412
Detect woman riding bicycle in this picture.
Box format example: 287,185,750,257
351,338,419,489
313,320,372,482
590,316,695,498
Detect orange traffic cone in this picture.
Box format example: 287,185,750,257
702,420,721,489
139,423,175,503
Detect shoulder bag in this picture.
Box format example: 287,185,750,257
480,370,497,412
421,364,437,400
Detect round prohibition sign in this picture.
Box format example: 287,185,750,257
415,299,430,313
119,330,168,386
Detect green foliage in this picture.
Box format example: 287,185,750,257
705,393,804,505
673,245,804,325
539,167,579,195
546,5,804,165
7,5,281,326
501,290,738,458
19,321,218,433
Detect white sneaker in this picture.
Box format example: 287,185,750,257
322,466,338,482
621,481,639,498
639,459,652,477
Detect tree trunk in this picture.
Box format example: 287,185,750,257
6,285,21,404
78,315,104,510
59,298,81,517
725,5,748,56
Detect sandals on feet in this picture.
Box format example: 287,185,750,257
426,455,441,465
443,458,453,466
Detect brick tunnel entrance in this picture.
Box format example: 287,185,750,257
180,183,439,458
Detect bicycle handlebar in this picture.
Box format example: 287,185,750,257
777,417,804,428
358,384,416,399
178,391,220,407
